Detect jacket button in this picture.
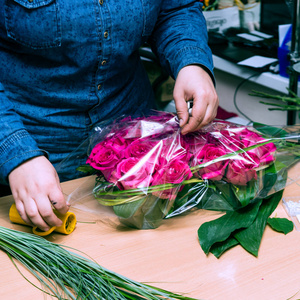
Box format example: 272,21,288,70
104,31,109,38
99,0,103,4
101,60,107,66
97,84,101,90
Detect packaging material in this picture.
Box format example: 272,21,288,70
66,111,300,229
203,6,240,33
278,24,292,78
218,0,235,10
239,2,261,32
282,197,300,231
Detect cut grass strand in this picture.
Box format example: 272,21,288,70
0,226,198,300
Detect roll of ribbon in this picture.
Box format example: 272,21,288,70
9,203,76,236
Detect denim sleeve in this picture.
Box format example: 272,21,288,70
0,84,47,185
149,0,214,82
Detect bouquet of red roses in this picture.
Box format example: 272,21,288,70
78,111,299,230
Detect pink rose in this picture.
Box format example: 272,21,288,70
183,132,208,164
103,135,129,153
158,134,191,163
110,157,153,190
86,143,121,180
195,144,229,181
234,128,276,166
217,130,244,153
152,159,193,200
226,159,257,185
238,128,264,147
240,151,260,169
248,142,276,167
219,128,276,168
124,139,160,163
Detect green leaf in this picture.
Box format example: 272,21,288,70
198,199,262,255
252,122,289,138
0,226,199,300
76,165,96,174
166,181,209,218
199,181,240,211
234,190,284,257
113,195,169,229
210,237,239,258
231,179,257,207
256,162,279,199
113,197,147,219
267,217,294,234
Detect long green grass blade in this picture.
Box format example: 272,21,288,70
0,226,199,300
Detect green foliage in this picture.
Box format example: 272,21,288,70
198,191,285,258
198,199,262,255
0,226,198,300
267,217,294,234
252,122,290,138
76,165,96,174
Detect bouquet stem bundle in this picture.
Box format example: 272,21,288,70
0,226,196,300
249,89,300,115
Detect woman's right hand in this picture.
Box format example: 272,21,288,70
8,156,69,231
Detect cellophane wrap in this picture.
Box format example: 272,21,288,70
68,111,300,229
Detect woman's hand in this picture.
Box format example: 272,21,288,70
8,156,69,231
173,65,219,135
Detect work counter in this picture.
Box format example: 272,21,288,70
0,170,300,300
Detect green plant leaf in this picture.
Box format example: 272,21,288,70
267,217,294,234
210,237,239,258
113,197,147,219
113,195,169,229
233,190,284,257
198,199,262,255
198,181,240,211
256,162,279,199
166,181,209,218
252,122,289,138
231,179,257,207
76,165,96,174
0,226,198,300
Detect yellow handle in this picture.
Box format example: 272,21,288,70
9,204,76,236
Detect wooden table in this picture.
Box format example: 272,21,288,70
0,166,300,300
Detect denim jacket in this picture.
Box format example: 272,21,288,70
0,0,214,184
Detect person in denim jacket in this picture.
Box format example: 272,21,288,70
0,0,218,231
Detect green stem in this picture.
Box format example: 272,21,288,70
268,107,300,111
250,90,300,105
94,178,204,197
259,101,297,108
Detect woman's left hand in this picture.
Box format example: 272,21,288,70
173,65,219,135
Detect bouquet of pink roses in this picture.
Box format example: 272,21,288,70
78,111,299,230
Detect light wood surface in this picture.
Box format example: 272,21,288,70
0,165,300,300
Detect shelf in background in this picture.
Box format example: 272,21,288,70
213,55,300,96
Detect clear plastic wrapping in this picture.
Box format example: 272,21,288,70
66,111,300,229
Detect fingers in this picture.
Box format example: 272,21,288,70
185,92,219,134
173,65,219,135
173,91,190,128
8,156,69,231
16,196,58,231
174,87,219,134
49,185,69,215
13,187,64,231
